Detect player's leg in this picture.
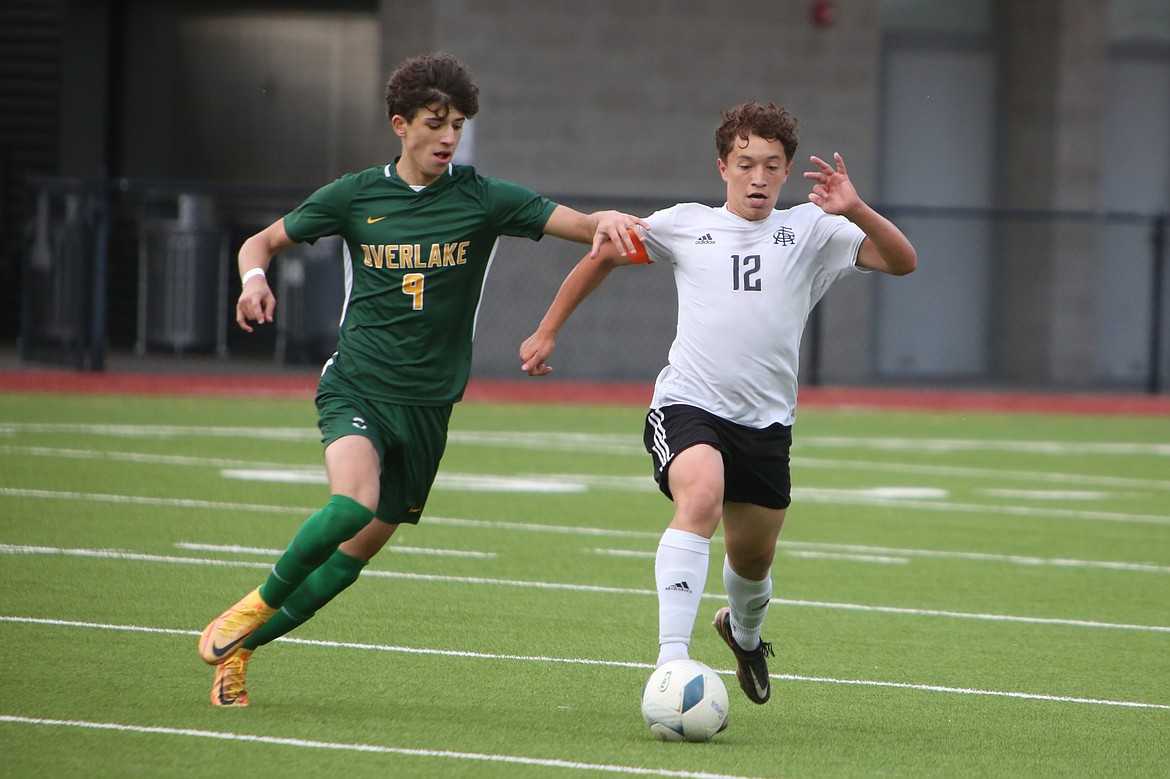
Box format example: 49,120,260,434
713,504,783,704
652,443,725,666
710,420,791,704
239,401,448,651
199,435,379,666
239,520,394,653
645,406,732,666
209,453,395,707
206,404,449,705
263,435,380,601
721,501,784,639
645,407,729,666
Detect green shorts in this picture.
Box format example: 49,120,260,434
316,390,453,525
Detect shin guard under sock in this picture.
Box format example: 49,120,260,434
259,495,373,608
723,555,772,650
245,549,369,650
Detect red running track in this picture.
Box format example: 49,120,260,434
2,368,1169,416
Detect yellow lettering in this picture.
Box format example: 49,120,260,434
366,243,468,271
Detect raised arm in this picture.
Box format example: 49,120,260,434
236,217,297,332
542,205,650,259
520,239,641,376
804,153,917,276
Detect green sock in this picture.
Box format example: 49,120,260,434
245,549,369,650
258,494,373,608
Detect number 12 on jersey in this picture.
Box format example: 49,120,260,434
731,254,762,291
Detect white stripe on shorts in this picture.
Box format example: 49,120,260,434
647,408,672,473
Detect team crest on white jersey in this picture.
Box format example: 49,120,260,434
773,227,796,246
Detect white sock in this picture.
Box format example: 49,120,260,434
723,556,772,650
654,528,710,666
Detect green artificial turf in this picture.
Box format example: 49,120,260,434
1,393,1167,777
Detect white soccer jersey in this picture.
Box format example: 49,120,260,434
640,202,867,428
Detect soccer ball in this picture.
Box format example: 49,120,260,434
640,659,729,742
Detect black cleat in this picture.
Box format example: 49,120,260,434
713,607,774,704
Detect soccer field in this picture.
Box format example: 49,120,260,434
1,391,1168,778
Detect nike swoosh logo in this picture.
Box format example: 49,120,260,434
749,670,770,698
367,216,387,224
210,636,246,658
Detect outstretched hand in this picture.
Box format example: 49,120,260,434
804,153,861,216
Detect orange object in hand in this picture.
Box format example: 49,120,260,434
627,229,652,264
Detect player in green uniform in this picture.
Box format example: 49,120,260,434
198,52,647,706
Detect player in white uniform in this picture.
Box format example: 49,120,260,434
520,101,916,705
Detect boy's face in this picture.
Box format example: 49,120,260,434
391,104,467,186
717,133,792,221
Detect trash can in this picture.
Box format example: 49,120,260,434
136,194,228,355
28,191,91,345
21,180,107,370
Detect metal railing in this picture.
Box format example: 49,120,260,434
19,176,1170,395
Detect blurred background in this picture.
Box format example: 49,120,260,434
1,0,1168,393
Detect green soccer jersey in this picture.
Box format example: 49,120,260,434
283,161,557,404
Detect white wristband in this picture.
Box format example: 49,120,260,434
241,268,266,285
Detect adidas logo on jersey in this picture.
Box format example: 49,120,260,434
695,233,715,244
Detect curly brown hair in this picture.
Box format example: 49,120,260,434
715,101,799,163
385,52,480,122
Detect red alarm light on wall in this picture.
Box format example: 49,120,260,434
811,0,839,27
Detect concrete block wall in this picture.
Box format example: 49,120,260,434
388,0,884,202
48,0,1167,390
384,0,887,385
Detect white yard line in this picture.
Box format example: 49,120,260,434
0,714,760,779
0,423,319,440
789,491,1170,526
798,436,1170,457
796,456,1170,491
4,480,1169,525
591,543,1170,574
4,425,1170,459
1,545,1167,634
176,541,496,559
592,548,912,566
5,441,1170,498
977,489,1110,500
1,616,1167,711
2,486,1167,571
781,541,1170,574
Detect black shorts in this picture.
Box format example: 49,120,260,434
643,404,793,509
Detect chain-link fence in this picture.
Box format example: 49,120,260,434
19,178,1170,394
